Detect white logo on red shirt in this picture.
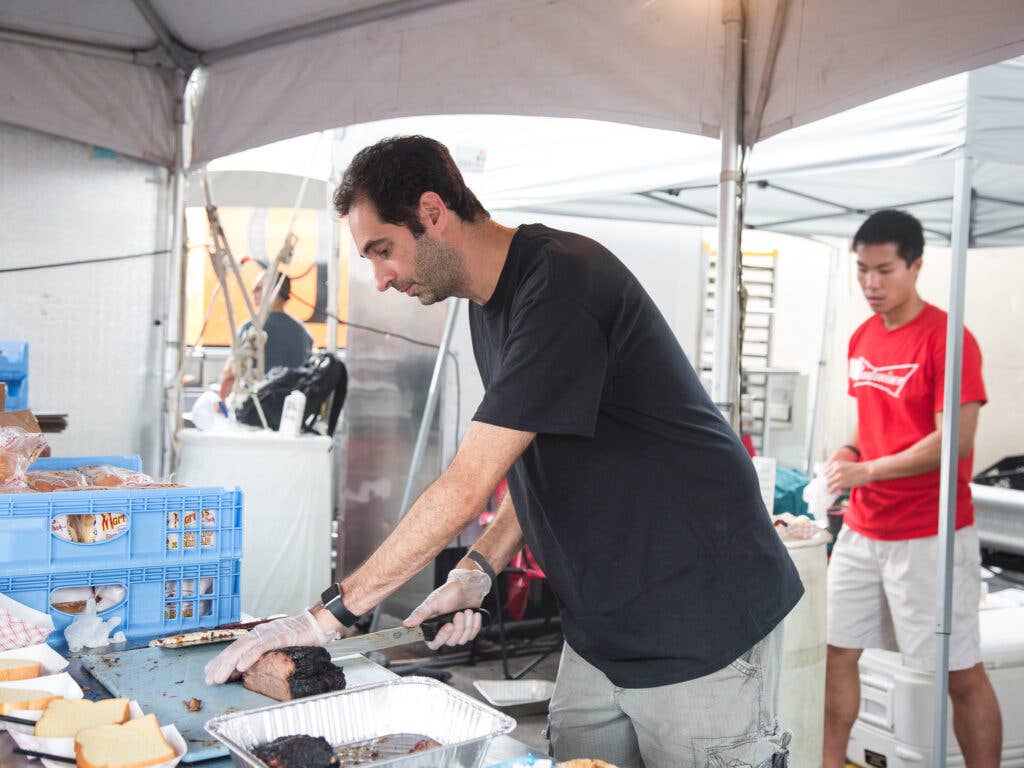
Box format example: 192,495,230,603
849,356,919,398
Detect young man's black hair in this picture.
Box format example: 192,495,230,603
277,274,291,300
332,135,489,236
852,209,925,267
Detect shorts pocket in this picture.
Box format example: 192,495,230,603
729,657,760,677
701,729,791,768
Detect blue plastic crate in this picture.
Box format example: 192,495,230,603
0,559,241,646
0,485,244,576
0,341,29,411
30,455,142,473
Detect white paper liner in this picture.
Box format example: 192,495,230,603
9,700,187,768
1,672,84,733
0,643,68,677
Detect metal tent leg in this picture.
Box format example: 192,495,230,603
932,155,972,768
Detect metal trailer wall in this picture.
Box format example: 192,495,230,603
0,123,168,471
335,248,449,618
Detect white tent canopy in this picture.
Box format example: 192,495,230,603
210,54,1024,249
3,0,1024,167
521,55,1024,248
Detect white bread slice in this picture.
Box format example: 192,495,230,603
75,713,174,768
0,658,41,681
0,687,61,714
34,697,130,738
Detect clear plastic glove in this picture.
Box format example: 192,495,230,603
403,568,491,651
204,610,334,685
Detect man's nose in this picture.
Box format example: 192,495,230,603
372,262,394,292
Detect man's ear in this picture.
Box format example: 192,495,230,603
418,191,447,233
910,256,923,279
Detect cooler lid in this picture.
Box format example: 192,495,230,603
979,607,1024,668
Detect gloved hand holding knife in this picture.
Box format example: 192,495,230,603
204,562,492,685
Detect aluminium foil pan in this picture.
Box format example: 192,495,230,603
205,675,516,768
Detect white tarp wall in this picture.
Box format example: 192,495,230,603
0,123,169,470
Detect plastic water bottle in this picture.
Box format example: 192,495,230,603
278,390,306,436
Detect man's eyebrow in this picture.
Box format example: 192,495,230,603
361,238,387,257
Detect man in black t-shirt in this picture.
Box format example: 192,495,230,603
206,136,803,767
218,272,312,400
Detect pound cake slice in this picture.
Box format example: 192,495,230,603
0,659,41,681
0,687,61,714
34,697,130,738
75,713,174,768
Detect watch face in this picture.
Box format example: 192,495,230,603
321,583,340,602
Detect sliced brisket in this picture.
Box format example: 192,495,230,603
243,646,346,702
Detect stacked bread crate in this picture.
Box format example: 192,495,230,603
0,455,243,645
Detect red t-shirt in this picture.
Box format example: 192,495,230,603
845,303,986,540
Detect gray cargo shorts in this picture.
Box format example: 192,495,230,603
548,624,791,768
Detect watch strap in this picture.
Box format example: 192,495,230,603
465,550,497,581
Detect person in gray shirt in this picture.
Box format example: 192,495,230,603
219,272,313,399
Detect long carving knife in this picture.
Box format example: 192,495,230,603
325,609,489,660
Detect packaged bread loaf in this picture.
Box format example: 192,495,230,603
26,469,87,492
78,465,152,488
0,451,29,490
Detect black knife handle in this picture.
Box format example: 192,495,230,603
420,608,491,642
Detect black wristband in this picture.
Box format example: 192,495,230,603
465,550,497,581
841,444,862,459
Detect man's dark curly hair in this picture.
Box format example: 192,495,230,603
333,135,489,236
852,209,925,267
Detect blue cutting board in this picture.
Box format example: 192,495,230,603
81,646,395,763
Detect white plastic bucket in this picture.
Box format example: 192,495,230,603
779,535,828,768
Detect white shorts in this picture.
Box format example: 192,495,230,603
827,524,982,672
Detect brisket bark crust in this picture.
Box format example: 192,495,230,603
243,646,347,701
253,734,336,768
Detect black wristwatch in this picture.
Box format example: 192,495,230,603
320,583,360,627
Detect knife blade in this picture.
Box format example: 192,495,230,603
325,609,489,659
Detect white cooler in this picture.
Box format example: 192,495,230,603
848,606,1024,767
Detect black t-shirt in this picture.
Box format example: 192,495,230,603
240,312,313,372
470,224,803,688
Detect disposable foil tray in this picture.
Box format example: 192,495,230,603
205,676,516,768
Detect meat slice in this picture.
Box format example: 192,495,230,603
410,738,441,753
253,734,336,768
243,647,346,701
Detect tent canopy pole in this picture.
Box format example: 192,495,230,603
711,0,744,430
932,154,972,768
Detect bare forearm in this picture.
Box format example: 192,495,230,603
457,494,524,575
339,469,488,615
868,430,942,482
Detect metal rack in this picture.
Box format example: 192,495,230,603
701,246,779,452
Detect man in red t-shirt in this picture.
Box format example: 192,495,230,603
822,210,1002,768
